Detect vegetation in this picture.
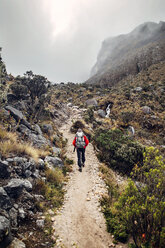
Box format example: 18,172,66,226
94,128,144,174
101,147,165,247
0,126,48,161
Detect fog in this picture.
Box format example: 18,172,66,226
0,0,165,83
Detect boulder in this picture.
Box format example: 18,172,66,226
0,160,11,179
97,109,106,118
142,106,151,114
41,124,53,134
52,147,61,155
0,187,12,210
0,216,13,247
5,106,31,129
86,98,98,107
4,179,32,198
8,238,26,248
45,156,64,168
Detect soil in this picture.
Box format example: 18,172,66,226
53,108,127,248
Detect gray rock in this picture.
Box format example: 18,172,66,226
38,159,45,170
32,169,40,179
86,98,98,107
0,160,11,178
24,170,32,178
34,124,42,135
18,125,48,148
142,106,152,114
97,109,106,118
4,179,32,198
0,216,12,247
18,208,26,219
36,219,45,228
34,194,44,202
42,124,53,134
8,238,26,248
9,208,18,227
0,187,12,210
45,156,64,168
5,106,31,129
52,147,61,155
5,105,23,121
134,86,142,92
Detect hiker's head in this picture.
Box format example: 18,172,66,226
78,128,82,132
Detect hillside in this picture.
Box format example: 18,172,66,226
0,41,165,247
86,21,165,86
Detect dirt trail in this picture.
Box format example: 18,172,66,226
53,109,126,248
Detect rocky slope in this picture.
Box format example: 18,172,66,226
86,21,165,86
0,54,72,247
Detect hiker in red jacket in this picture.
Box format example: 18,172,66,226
73,128,89,172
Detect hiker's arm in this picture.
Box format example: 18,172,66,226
73,137,76,147
84,136,89,148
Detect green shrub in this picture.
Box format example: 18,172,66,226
84,107,95,124
94,128,143,174
115,147,165,247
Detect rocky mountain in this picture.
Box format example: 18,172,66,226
86,21,165,86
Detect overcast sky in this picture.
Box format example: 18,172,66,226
0,0,165,83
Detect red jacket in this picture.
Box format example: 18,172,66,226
73,135,89,148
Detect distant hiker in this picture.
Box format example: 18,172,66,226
73,128,89,172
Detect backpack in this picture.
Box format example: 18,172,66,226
76,132,85,148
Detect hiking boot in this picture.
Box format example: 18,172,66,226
82,163,85,167
79,166,82,172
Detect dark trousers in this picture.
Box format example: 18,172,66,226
77,148,85,167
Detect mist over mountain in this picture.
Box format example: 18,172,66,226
87,21,165,85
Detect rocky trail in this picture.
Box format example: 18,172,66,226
53,108,127,248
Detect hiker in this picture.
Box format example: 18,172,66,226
72,128,89,171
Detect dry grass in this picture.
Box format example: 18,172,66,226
0,127,49,161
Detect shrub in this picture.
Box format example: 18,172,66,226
115,147,165,247
94,128,143,174
45,168,64,186
84,107,95,123
120,111,134,124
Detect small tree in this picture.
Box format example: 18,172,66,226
22,71,51,104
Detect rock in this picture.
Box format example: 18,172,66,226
0,160,11,178
52,147,61,155
24,170,32,178
4,179,32,198
8,238,26,248
38,159,45,170
86,98,98,107
18,208,26,219
45,156,64,168
34,124,42,135
36,219,45,228
0,216,13,248
97,109,106,118
142,106,151,114
18,125,48,148
5,106,31,129
9,208,18,227
134,86,142,92
0,187,12,210
41,124,53,134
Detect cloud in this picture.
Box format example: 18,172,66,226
0,0,165,83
